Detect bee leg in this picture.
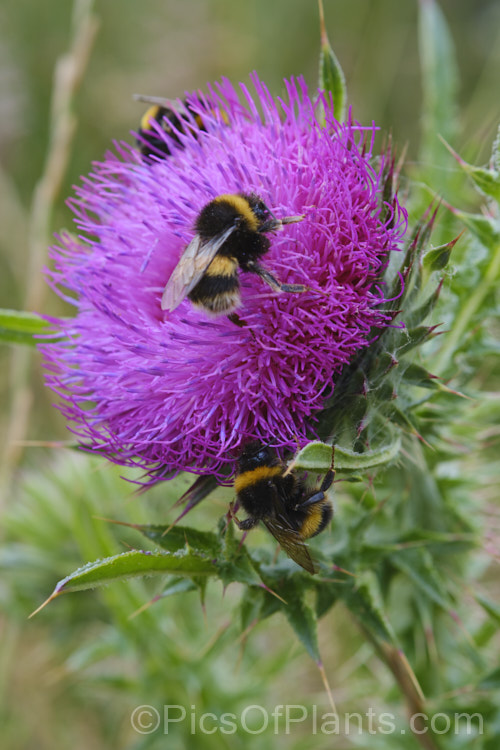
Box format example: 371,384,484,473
227,313,256,341
228,501,259,531
237,516,260,531
295,448,335,510
295,489,327,510
319,470,335,494
226,503,250,551
227,312,247,328
319,446,336,493
250,263,308,294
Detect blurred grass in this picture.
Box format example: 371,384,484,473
1,0,499,748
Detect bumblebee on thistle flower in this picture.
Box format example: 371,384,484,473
135,94,229,160
41,74,407,479
161,192,306,318
232,441,335,574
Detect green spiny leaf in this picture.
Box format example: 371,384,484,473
129,522,221,557
422,232,462,272
222,511,240,559
127,519,266,589
395,325,440,356
218,549,264,588
240,587,265,631
343,571,397,644
314,581,340,619
402,363,440,389
279,580,320,661
32,548,217,614
216,520,267,588
292,438,401,473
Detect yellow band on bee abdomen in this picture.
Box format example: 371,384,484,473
214,194,259,232
234,464,282,493
299,504,324,539
140,105,161,131
205,255,238,277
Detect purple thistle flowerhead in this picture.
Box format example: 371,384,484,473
41,74,407,481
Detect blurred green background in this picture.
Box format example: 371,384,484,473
1,1,499,748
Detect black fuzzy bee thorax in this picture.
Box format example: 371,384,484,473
223,231,270,267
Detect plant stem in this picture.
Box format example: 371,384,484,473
358,623,443,750
380,642,442,750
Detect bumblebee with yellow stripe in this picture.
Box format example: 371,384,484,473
161,192,306,317
231,441,335,574
137,104,187,159
136,95,228,160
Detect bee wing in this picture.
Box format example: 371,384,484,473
161,224,238,311
263,518,317,574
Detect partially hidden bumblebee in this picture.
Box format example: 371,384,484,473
231,441,335,574
136,95,228,160
161,192,306,316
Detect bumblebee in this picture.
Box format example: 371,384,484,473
161,192,306,316
136,95,228,160
231,441,334,574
